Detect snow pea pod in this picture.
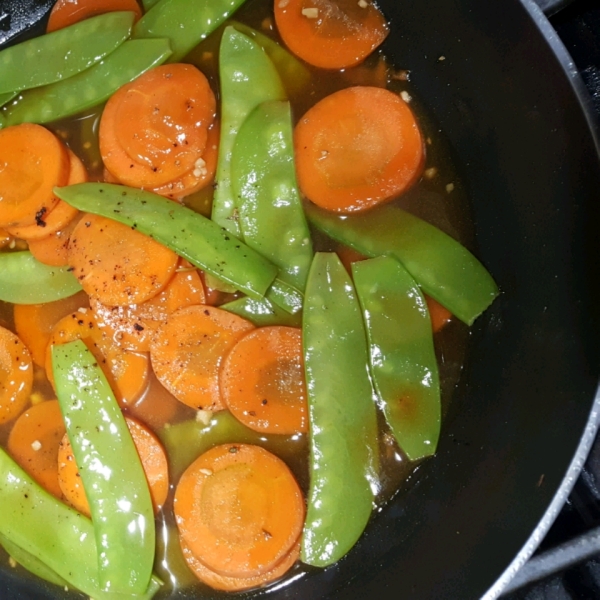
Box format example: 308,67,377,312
0,448,162,599
52,340,155,595
232,100,313,290
0,12,135,95
133,0,247,62
302,252,379,567
353,256,441,461
212,27,286,238
230,22,311,96
0,251,82,304
0,91,16,108
222,296,302,327
304,202,499,326
55,183,278,301
3,39,172,126
0,533,67,587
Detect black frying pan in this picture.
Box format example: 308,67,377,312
1,0,599,598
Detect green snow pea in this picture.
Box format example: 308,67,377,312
0,448,162,599
3,39,172,126
133,0,247,62
0,91,16,108
230,22,311,96
305,202,499,326
55,183,278,301
353,256,441,461
0,533,67,587
212,27,286,238
232,100,313,290
0,251,82,304
0,12,134,95
52,340,155,595
302,252,379,567
142,0,161,9
222,295,302,327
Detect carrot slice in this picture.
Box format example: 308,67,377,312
28,213,82,267
0,326,33,424
47,0,142,33
295,86,424,213
58,416,169,515
0,124,70,228
150,120,220,201
274,0,388,69
90,262,206,352
425,295,453,333
7,400,66,499
6,149,86,240
150,306,254,411
67,213,179,306
174,443,304,578
13,290,90,367
100,64,216,188
46,311,149,406
220,326,308,435
180,539,300,591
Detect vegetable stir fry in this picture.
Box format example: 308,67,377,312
0,0,498,596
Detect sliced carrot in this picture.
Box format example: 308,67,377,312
150,120,220,201
13,290,90,367
150,306,254,411
274,0,388,69
0,124,70,228
295,86,424,213
174,443,304,578
100,64,216,188
127,371,186,430
28,213,82,267
425,295,453,333
0,326,33,425
6,149,86,240
47,0,142,33
58,416,168,515
91,261,206,352
67,213,179,306
180,539,300,592
220,327,308,435
46,311,149,406
7,400,66,499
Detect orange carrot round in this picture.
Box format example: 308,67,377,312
58,416,169,515
220,327,308,435
425,295,453,333
100,64,216,189
295,86,424,213
67,213,179,306
13,290,90,367
274,0,389,69
90,262,206,353
0,124,69,228
174,443,304,578
7,400,66,499
47,0,142,33
28,213,82,267
150,120,220,201
46,311,149,406
6,149,85,240
180,539,300,592
0,326,33,424
150,306,254,411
